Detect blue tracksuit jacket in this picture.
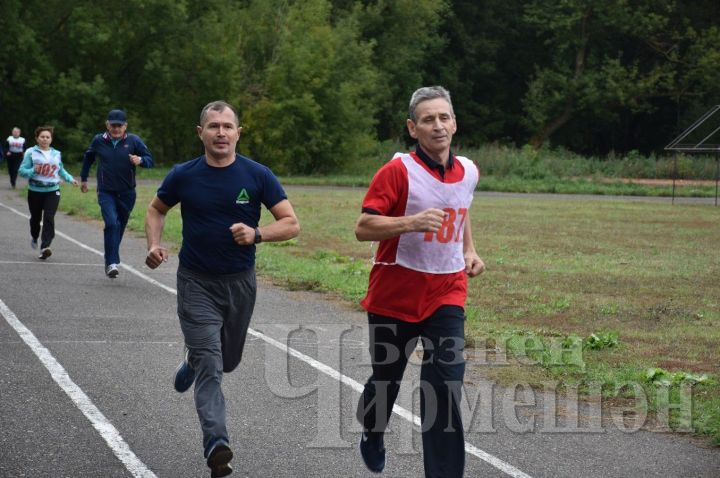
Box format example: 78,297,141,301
80,132,153,192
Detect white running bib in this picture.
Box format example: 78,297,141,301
394,154,478,274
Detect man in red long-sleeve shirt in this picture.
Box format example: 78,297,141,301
355,86,485,478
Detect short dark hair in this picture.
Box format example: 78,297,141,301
34,126,54,138
408,86,454,123
199,101,239,126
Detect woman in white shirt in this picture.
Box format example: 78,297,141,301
5,127,26,188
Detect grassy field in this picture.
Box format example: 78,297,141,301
51,180,720,444
277,174,720,197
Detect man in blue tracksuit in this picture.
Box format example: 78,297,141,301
80,109,153,278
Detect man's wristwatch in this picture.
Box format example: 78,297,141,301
254,227,263,244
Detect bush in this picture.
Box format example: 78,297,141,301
461,145,719,180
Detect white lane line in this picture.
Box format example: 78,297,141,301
0,201,176,295
1,199,533,478
43,340,179,345
0,299,157,478
0,201,29,218
0,261,102,266
0,340,177,344
247,328,532,478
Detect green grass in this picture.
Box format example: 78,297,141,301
47,177,720,444
277,175,719,197
332,140,720,181
477,176,718,197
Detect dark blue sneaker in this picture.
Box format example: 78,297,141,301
206,439,233,478
359,430,385,473
173,349,195,393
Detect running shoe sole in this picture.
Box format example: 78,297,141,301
207,445,233,478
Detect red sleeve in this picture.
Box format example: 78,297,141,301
362,157,408,216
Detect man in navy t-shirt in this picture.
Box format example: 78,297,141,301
145,100,299,478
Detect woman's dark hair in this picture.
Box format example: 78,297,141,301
34,126,54,138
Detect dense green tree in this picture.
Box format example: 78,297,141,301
134,0,249,162
3,0,720,166
59,0,195,159
243,0,379,174
426,0,538,146
521,0,720,152
0,1,61,145
343,0,449,141
1,0,192,159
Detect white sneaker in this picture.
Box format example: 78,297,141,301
106,263,119,278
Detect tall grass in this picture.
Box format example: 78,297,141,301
331,141,720,182
464,144,720,180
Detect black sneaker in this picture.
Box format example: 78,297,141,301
39,248,52,260
359,430,385,473
206,440,233,478
173,348,196,393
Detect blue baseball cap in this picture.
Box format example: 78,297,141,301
107,109,127,125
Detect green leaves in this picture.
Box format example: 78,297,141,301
644,367,713,386
521,0,720,149
583,331,619,350
243,0,380,174
3,0,720,164
493,328,621,372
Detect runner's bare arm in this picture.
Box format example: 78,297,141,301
462,217,485,277
145,196,171,268
355,209,445,242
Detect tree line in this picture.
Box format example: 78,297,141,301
2,0,719,174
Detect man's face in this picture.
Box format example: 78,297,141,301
106,121,127,139
11,128,20,138
407,98,457,159
197,108,241,159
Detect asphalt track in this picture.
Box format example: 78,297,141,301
0,178,718,477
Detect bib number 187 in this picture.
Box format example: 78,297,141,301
423,207,467,243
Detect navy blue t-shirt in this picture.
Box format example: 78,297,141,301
157,154,287,274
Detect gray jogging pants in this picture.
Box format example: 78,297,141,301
176,265,257,455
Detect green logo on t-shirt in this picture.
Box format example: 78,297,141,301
236,188,250,204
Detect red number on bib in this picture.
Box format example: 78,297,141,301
455,208,468,242
37,164,57,177
423,207,467,243
437,208,456,243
